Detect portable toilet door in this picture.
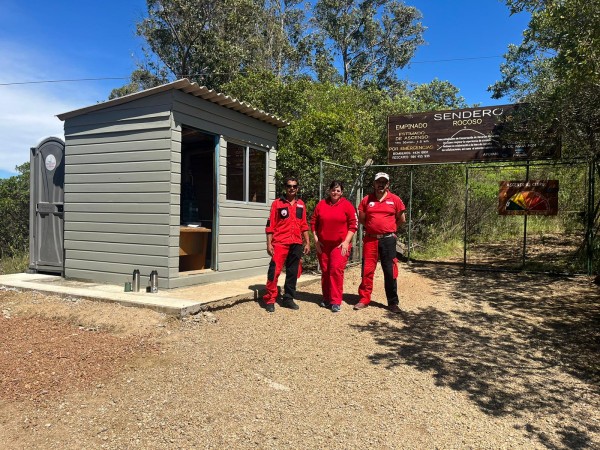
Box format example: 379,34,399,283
29,137,65,274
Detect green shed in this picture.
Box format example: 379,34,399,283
55,79,288,289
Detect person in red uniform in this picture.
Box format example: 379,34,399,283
310,180,358,313
263,176,310,313
355,172,406,313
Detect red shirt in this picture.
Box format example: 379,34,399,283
265,196,309,245
359,191,405,235
310,197,358,244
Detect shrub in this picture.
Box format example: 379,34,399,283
0,162,30,258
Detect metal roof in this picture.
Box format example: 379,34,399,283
56,78,290,127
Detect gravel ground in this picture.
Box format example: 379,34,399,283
0,264,599,449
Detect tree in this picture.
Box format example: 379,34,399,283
490,0,600,161
110,0,311,96
407,78,466,111
490,0,600,268
312,0,425,87
109,68,168,100
225,73,386,202
0,162,30,257
260,0,312,77
135,0,253,89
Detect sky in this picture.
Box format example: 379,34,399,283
0,0,530,179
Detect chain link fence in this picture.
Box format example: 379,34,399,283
319,159,596,275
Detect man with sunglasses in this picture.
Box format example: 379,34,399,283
263,176,310,312
355,172,406,313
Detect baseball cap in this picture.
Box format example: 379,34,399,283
374,172,390,181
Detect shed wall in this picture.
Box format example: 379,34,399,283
63,89,280,288
63,92,175,286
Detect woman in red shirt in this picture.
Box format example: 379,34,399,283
310,180,358,312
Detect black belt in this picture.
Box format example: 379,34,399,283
365,233,396,239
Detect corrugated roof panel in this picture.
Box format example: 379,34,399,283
56,78,289,127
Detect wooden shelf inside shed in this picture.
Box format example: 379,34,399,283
179,227,211,272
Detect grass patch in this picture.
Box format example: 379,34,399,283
0,251,29,275
410,237,464,261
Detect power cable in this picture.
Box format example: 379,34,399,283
0,54,505,86
0,77,129,86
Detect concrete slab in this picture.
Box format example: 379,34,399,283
0,272,320,318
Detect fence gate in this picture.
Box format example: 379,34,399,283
29,137,65,274
325,160,595,275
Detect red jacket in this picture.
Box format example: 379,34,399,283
265,196,309,245
310,197,358,244
359,192,406,235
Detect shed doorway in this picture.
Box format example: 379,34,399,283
179,127,217,272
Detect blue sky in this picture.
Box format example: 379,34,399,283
0,0,530,178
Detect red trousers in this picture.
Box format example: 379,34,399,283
358,236,399,306
317,242,351,305
264,243,303,304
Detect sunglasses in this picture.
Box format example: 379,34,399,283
286,184,299,189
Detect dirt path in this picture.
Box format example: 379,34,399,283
1,264,598,449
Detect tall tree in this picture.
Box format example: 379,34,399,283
490,0,600,161
261,0,312,77
312,0,425,87
111,0,310,96
136,0,258,89
490,0,600,266
109,68,168,100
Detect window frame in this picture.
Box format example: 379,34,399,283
226,141,268,204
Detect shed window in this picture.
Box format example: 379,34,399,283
226,142,267,203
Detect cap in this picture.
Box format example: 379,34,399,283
374,172,390,181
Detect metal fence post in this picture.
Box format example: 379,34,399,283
587,159,595,275
463,164,469,270
319,160,323,201
522,161,530,269
407,168,413,262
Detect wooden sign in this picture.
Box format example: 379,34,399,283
498,180,559,216
387,104,557,164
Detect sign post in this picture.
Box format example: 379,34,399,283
388,104,557,164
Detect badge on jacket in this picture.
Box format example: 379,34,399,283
279,207,289,218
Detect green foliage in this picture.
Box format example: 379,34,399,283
0,251,29,275
312,0,425,87
116,0,425,95
407,78,467,111
224,73,401,202
490,0,600,271
491,0,600,161
109,68,168,100
111,0,311,94
0,163,30,258
277,83,390,201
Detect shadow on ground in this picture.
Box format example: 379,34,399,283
352,264,600,449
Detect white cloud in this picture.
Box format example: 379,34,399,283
0,85,66,173
0,40,120,175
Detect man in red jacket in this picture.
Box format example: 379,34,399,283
355,172,406,313
263,176,310,313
